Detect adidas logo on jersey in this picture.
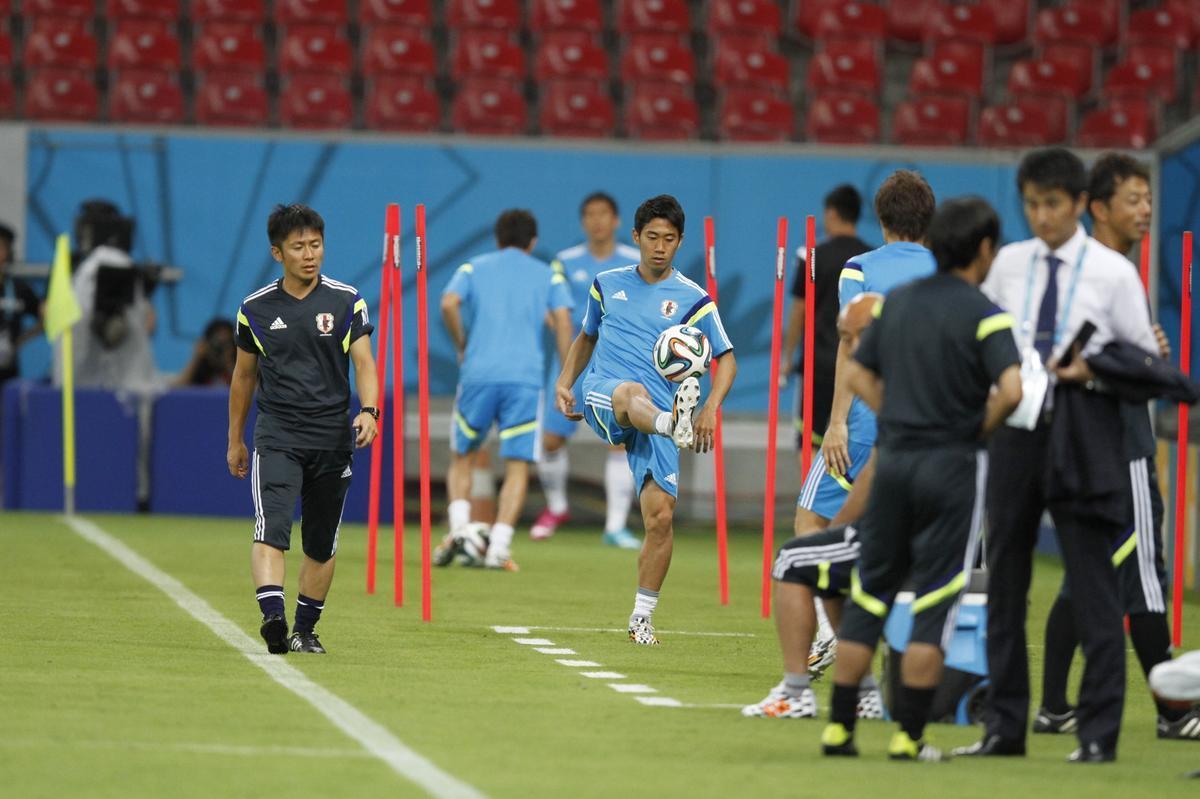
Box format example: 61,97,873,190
612,290,628,301
665,473,678,485
270,317,287,330
341,465,352,479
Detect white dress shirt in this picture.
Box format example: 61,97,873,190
982,225,1157,362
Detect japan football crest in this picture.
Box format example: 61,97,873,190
660,300,678,319
315,313,334,334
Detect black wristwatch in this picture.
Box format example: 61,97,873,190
360,406,380,421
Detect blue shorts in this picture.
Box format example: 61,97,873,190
452,382,541,462
797,438,874,520
581,375,679,498
542,391,579,439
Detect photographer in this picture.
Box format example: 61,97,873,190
0,222,42,387
174,318,236,387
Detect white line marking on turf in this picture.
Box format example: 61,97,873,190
65,515,486,799
636,697,682,707
491,626,530,634
580,671,626,680
609,684,656,694
555,659,600,667
534,647,577,655
512,638,556,646
521,625,756,638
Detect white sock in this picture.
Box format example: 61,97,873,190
814,598,834,640
630,587,659,625
538,448,570,515
604,451,635,533
488,523,514,557
448,499,471,533
654,411,672,436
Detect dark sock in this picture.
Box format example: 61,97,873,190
831,683,859,732
256,585,284,619
1128,612,1182,720
293,594,325,635
1041,594,1078,714
897,685,936,742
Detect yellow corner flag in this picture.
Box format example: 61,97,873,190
44,233,80,340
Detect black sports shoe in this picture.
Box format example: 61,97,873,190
1158,708,1200,740
951,734,1026,757
1033,706,1078,734
289,630,327,654
260,614,289,655
1067,742,1115,763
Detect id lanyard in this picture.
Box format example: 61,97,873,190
1018,241,1087,358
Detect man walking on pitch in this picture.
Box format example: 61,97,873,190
533,192,644,549
228,204,378,655
821,197,1023,761
556,194,736,645
437,209,574,570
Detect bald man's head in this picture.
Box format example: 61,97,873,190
838,291,884,353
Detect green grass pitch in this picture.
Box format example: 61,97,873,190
4,510,1199,798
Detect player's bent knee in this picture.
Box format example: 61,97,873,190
302,542,336,563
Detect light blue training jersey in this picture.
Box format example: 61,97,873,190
443,247,573,388
552,241,644,328
838,241,936,445
580,265,733,411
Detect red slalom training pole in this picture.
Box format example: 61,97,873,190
704,216,729,607
1140,232,1151,293
763,217,787,618
415,204,433,622
801,215,816,478
391,211,405,607
1174,231,1192,648
366,204,398,595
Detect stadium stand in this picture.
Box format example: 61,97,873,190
624,82,699,140
110,70,186,123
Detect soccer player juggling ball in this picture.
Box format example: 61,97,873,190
229,204,379,656
555,194,736,646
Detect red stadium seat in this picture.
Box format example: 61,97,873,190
978,98,1067,147
24,69,98,120
195,71,269,126
534,35,609,81
1103,57,1177,105
927,3,997,45
110,70,185,123
707,0,782,40
362,25,436,77
806,42,881,96
1007,58,1088,101
812,1,887,44
0,33,12,69
22,0,93,18
108,0,181,21
1167,0,1200,34
805,91,879,144
891,95,970,146
887,0,938,43
279,25,353,74
280,74,353,129
23,20,99,70
193,23,266,73
624,82,699,140
365,75,440,131
1125,6,1193,49
0,73,14,118
530,0,604,35
360,0,434,27
275,0,348,25
446,0,522,30
191,0,267,23
1034,5,1112,49
718,88,793,141
617,0,691,37
795,0,834,39
452,30,525,81
620,36,696,86
1076,101,1155,149
1041,42,1095,94
539,79,615,137
908,41,984,99
979,0,1028,46
452,78,527,135
712,38,789,94
108,21,182,71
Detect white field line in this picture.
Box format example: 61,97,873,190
608,684,656,694
64,515,486,799
580,671,626,680
554,659,600,667
512,638,555,646
0,738,373,759
533,647,577,655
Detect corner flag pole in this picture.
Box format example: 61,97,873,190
391,208,406,608
801,215,816,477
763,217,787,618
45,233,81,515
704,216,729,606
1174,231,1192,648
415,204,433,622
367,205,398,595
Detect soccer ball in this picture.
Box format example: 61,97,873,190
653,324,711,382
454,522,491,567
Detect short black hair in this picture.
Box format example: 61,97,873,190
268,204,324,247
633,194,685,235
580,192,618,217
928,197,1001,274
1017,147,1087,198
1088,153,1151,208
0,221,15,247
824,184,862,224
203,317,235,339
874,170,935,241
494,209,538,249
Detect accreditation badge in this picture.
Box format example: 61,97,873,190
1005,347,1049,431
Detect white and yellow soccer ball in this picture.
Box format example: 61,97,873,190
653,324,712,382
454,522,491,567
